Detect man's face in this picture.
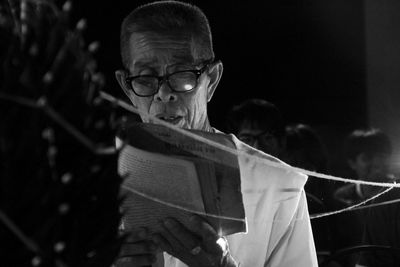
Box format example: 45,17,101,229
237,121,282,157
116,31,222,131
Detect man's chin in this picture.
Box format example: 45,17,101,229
148,117,186,128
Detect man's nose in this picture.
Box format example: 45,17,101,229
154,82,178,103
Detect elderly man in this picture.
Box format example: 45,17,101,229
115,1,317,266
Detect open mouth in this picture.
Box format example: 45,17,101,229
156,115,183,125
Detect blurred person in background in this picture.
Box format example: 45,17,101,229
334,128,394,205
226,98,286,159
285,123,335,263
285,123,331,202
332,128,396,267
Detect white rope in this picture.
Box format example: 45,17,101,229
100,91,400,189
122,185,246,222
100,92,400,221
310,186,394,219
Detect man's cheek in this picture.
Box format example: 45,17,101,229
138,99,153,113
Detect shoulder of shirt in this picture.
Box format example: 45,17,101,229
213,127,281,162
213,128,308,187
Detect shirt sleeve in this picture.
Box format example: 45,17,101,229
265,190,318,267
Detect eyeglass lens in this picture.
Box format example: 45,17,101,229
131,71,198,96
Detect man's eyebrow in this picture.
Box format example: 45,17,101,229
167,61,202,72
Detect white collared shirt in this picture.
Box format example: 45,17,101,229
155,133,317,267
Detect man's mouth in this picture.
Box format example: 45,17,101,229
156,115,183,125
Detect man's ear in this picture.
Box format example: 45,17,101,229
206,60,223,102
115,69,136,107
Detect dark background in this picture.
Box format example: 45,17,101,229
69,0,400,175
74,0,367,127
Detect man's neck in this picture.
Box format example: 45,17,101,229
196,118,213,132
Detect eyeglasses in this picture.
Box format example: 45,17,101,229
125,63,210,97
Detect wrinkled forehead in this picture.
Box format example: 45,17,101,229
127,31,203,70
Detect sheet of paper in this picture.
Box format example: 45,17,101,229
119,143,205,234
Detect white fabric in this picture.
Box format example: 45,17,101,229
158,134,318,267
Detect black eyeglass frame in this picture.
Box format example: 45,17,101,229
125,62,212,97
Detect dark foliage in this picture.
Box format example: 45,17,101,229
0,1,123,266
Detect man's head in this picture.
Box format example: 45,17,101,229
344,128,392,181
115,1,223,131
285,124,328,172
226,99,286,157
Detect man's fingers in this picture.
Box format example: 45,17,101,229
188,216,222,253
155,220,187,252
162,218,199,250
188,215,217,240
152,233,173,254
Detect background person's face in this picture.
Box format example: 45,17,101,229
348,153,391,181
117,32,215,131
237,121,281,157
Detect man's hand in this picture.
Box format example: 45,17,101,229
152,215,235,267
115,228,158,267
